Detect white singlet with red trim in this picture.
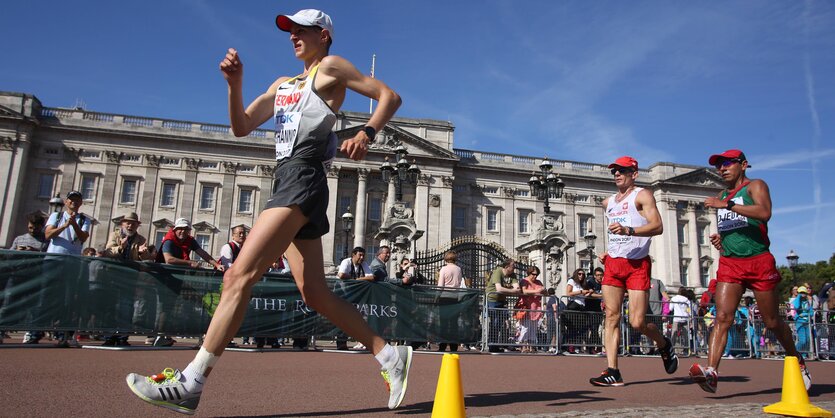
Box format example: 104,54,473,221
606,187,651,259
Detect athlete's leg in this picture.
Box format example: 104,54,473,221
202,206,307,359
626,290,666,347
602,285,625,369
708,282,744,370
753,288,801,358
284,237,386,354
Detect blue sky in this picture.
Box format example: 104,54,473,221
2,1,833,264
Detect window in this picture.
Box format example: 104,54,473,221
154,231,166,248
238,188,253,213
453,207,466,229
200,185,216,210
160,182,177,207
37,173,55,198
193,234,211,260
698,225,708,246
678,222,688,245
578,215,592,237
339,196,352,216
700,264,710,287
515,190,529,197
80,175,96,200
680,264,689,287
518,210,530,234
580,259,591,272
483,186,498,195
487,208,498,232
120,179,137,204
368,198,382,221
335,240,348,261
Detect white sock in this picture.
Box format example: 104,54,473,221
181,347,218,393
375,344,398,370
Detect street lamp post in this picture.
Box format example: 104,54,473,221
584,231,597,274
786,249,799,283
341,208,354,259
380,144,420,202
528,158,565,213
49,194,64,213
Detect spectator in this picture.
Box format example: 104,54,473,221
335,247,373,350
517,266,546,353
154,218,224,347
219,226,248,270
105,212,152,261
793,286,814,358
699,278,717,316
646,277,670,354
563,268,590,354
44,191,91,347
585,267,605,354
157,218,225,270
485,258,520,353
11,212,48,252
5,213,47,344
545,288,560,353
670,288,695,353
437,251,464,352
741,296,761,358
368,246,409,285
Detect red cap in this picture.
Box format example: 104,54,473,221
608,156,638,170
708,149,749,166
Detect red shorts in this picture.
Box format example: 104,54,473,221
602,256,651,291
717,251,781,292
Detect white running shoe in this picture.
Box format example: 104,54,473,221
352,342,367,350
799,358,812,391
381,346,412,409
126,368,201,415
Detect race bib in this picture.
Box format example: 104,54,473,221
608,214,631,245
717,197,747,232
274,111,301,160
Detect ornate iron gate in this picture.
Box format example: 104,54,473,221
413,236,530,289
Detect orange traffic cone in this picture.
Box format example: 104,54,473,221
763,356,831,417
431,353,466,418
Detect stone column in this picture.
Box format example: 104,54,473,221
140,155,161,239
323,165,341,269
653,197,676,285
181,158,199,219
437,176,454,248
353,168,369,249
385,177,396,216
97,150,123,244
0,136,31,245
413,173,430,249
217,161,238,254
686,202,700,287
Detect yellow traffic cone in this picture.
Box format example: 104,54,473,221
763,356,831,417
431,353,466,418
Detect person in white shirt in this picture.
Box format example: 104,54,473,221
219,226,248,269
337,247,374,281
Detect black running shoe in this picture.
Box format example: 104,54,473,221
659,336,678,374
590,368,624,387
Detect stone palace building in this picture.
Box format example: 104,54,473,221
0,91,725,294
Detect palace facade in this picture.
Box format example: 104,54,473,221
0,91,724,294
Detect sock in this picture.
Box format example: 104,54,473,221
181,347,218,393
375,344,397,370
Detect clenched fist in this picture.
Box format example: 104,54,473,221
220,48,243,85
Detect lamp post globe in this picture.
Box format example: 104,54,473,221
341,208,354,258
584,231,597,273
786,249,799,282
49,194,64,213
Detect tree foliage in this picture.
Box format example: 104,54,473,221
776,253,835,300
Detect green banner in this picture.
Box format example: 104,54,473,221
0,251,480,343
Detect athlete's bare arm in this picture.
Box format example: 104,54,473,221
220,48,289,137
633,189,663,236
731,179,771,222
315,55,402,161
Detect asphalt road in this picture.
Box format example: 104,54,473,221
1,341,833,417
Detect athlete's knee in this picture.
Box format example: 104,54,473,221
629,317,647,331
714,311,734,328
761,314,782,330
222,265,259,294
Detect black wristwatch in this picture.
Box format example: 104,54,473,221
362,126,376,143
726,200,736,211
627,226,635,236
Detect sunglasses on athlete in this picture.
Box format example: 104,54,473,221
610,167,635,175
714,159,742,170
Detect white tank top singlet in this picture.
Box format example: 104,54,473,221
273,64,337,168
606,187,651,259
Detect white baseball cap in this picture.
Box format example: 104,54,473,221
174,218,191,229
275,9,334,39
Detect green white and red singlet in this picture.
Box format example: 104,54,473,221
717,182,769,258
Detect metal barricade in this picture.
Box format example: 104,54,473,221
693,303,752,358
483,292,556,352
620,300,694,357
558,295,605,355
814,308,835,361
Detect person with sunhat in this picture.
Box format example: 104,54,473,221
105,212,152,261
589,156,678,387
126,8,410,415
689,149,812,393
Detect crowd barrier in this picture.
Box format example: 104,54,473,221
482,292,833,360
0,251,481,344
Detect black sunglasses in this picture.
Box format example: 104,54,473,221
610,167,635,175
714,159,742,170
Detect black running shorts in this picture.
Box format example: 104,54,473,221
264,159,330,239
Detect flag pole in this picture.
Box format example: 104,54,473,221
369,54,376,114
